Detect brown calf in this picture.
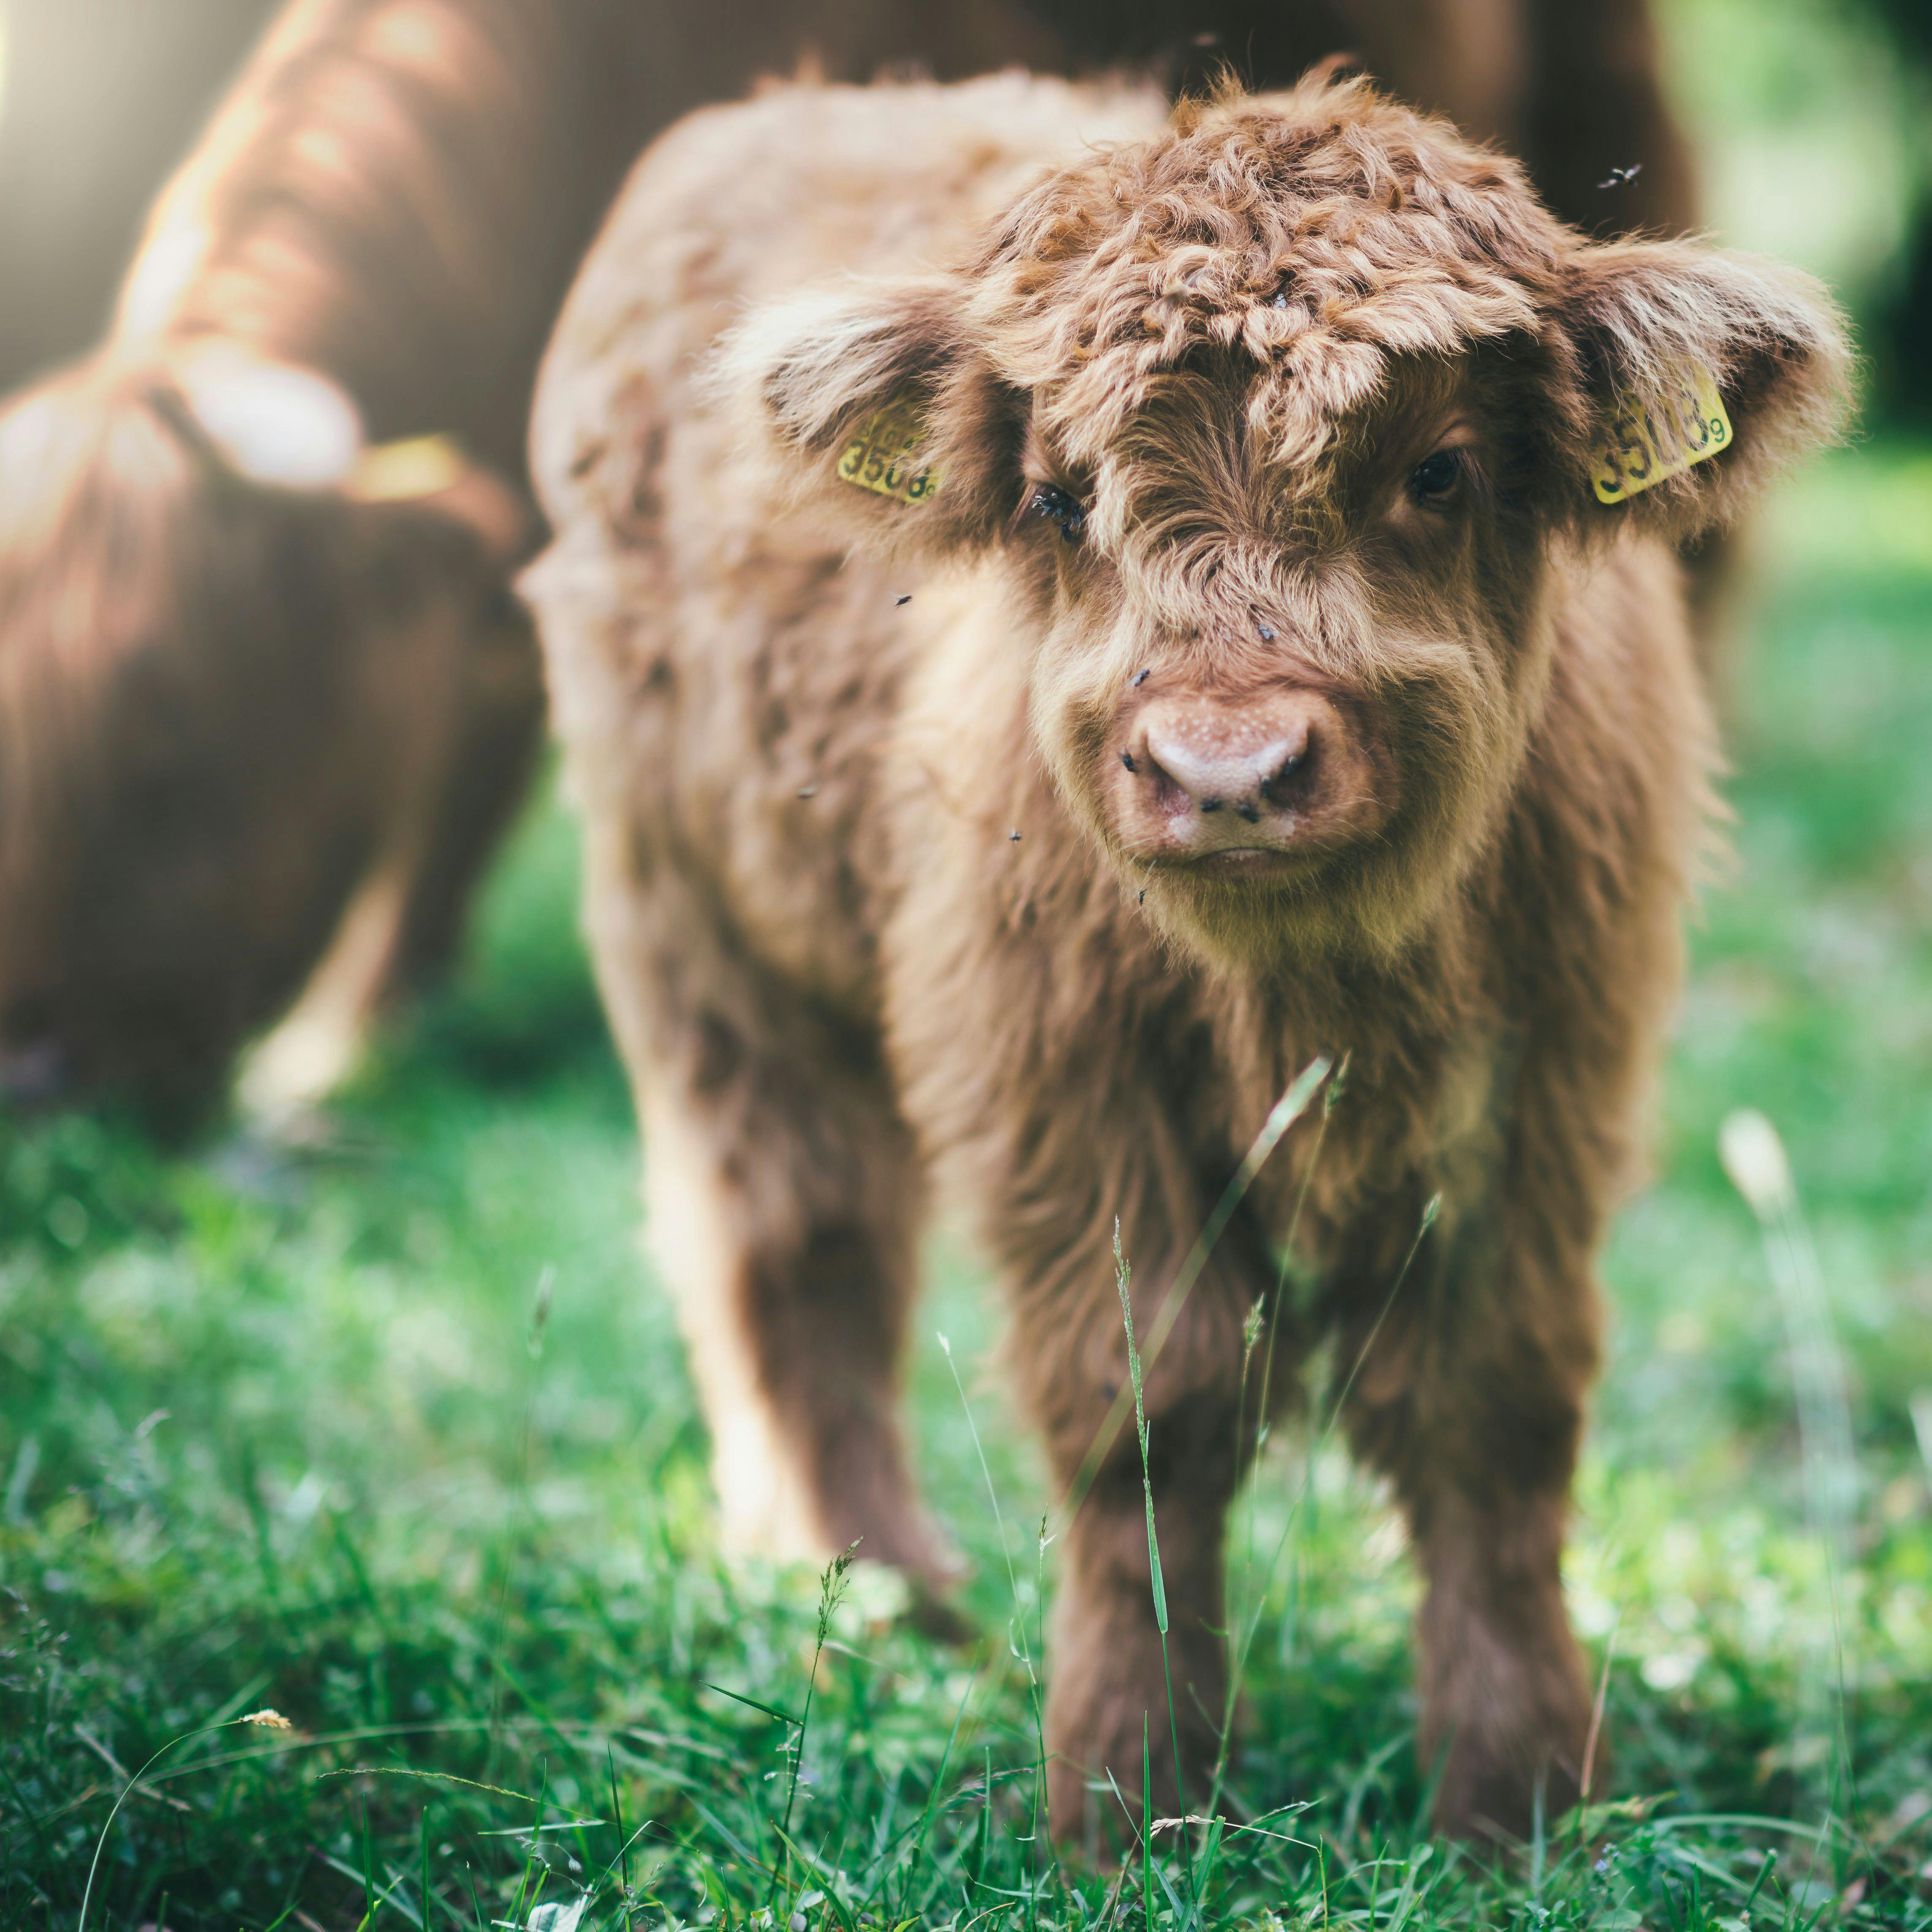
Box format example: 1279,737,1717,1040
526,72,1845,1842
0,0,1691,1120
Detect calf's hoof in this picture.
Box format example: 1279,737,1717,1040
1429,1716,1598,1845
1043,1597,1222,1855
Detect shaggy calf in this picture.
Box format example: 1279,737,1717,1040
528,73,1844,1841
528,73,1843,1841
533,68,1839,1831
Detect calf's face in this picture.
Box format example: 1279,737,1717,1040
1005,342,1565,963
728,79,1845,971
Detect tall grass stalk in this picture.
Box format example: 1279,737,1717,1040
76,1709,293,1932
1718,1108,1858,1826
1065,1056,1333,1515
1215,1059,1348,1812
1247,1053,1350,1527
1205,1190,1441,1827
1112,1221,1193,1906
768,1541,859,1904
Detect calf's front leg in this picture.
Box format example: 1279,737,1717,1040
1339,1178,1603,1840
998,1182,1284,1848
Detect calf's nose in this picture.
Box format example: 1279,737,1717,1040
1134,691,1325,820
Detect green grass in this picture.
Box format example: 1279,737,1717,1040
4,442,1932,1931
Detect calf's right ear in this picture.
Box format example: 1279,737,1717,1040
711,276,1023,559
1556,240,1853,540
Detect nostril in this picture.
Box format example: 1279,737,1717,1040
1259,746,1308,803
1140,715,1322,820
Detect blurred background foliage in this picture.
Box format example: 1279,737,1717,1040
1658,0,1932,422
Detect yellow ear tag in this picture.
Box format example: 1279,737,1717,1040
836,397,942,507
1592,366,1733,505
347,433,470,501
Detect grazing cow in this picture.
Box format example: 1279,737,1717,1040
526,73,1846,1841
0,351,541,1121
0,0,626,1119
0,0,1064,1121
0,0,1693,1121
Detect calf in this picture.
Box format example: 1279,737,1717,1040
530,70,1846,1840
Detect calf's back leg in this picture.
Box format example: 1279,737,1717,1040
589,846,949,1586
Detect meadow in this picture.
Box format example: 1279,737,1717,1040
5,0,1932,1913
2,430,1930,1931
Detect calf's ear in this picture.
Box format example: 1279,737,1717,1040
710,276,1024,558
1557,240,1852,539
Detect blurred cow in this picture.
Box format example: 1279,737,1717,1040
0,0,1693,1124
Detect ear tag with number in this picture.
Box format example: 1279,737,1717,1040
836,396,942,507
1592,365,1733,505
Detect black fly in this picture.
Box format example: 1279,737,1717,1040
1597,163,1643,191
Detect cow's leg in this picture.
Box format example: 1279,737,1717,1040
237,848,422,1120
595,863,948,1585
976,1129,1290,1847
1338,1166,1602,1840
377,579,546,1003
241,509,543,1119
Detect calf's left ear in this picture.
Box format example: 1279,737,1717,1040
1556,240,1853,539
710,275,1023,559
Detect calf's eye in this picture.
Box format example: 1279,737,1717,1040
1027,482,1086,544
1408,449,1463,504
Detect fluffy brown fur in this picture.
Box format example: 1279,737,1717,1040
527,71,1847,1843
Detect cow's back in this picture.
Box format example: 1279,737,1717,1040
528,76,1164,1014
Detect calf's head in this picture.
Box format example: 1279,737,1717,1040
725,77,1847,968
0,348,532,1121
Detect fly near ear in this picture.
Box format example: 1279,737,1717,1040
1558,239,1853,541
710,276,1023,560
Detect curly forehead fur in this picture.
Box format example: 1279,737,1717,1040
737,72,1841,552
965,78,1557,469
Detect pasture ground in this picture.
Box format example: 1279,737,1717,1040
3,444,1931,1930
